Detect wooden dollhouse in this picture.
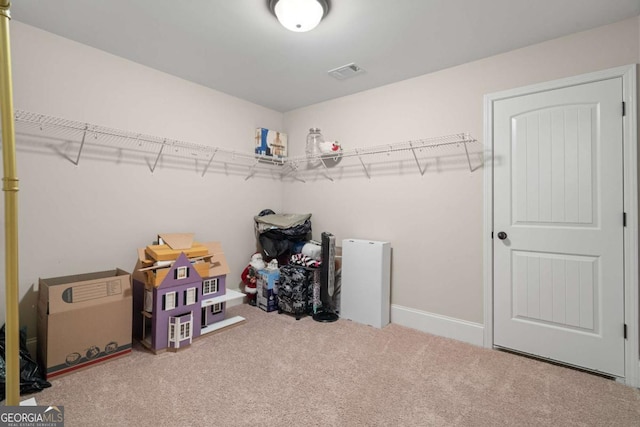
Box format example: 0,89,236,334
132,234,245,353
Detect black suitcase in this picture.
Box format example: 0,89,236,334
277,264,315,320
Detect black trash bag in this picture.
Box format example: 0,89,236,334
257,208,276,217
258,219,312,258
258,233,291,258
0,325,51,401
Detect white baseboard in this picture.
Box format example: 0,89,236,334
391,304,484,347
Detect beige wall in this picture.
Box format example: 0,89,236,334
1,21,285,337
282,17,639,323
2,17,639,338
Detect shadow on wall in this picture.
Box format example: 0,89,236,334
282,140,490,183
15,132,284,180
15,131,495,182
13,110,493,183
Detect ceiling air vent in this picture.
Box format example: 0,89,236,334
328,63,365,80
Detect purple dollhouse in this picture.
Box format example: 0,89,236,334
133,237,245,353
148,253,202,350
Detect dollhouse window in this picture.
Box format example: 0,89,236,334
180,322,191,341
163,291,177,310
202,278,219,295
210,303,223,314
175,266,189,280
168,313,193,348
144,289,153,312
185,287,197,305
169,313,193,348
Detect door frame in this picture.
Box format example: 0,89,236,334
483,64,638,387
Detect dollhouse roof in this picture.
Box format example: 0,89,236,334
133,236,230,287
202,242,230,277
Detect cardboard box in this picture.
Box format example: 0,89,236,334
257,268,280,290
257,288,278,312
37,268,132,380
255,127,288,159
256,269,279,312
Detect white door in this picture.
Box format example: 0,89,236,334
493,77,625,377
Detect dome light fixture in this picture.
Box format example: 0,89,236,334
269,0,329,33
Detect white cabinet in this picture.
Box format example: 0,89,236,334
340,239,391,328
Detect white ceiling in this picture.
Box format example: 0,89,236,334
10,0,640,112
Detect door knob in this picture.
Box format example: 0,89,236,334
497,231,508,240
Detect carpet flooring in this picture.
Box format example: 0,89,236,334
25,304,640,426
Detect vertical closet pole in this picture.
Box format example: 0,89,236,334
0,0,20,405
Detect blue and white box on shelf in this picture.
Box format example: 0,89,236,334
255,128,288,159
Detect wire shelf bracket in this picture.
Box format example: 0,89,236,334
462,137,473,172
408,141,427,176
69,124,89,166
149,140,166,173
280,161,306,183
201,147,218,177
244,158,261,181
319,157,334,182
355,149,371,179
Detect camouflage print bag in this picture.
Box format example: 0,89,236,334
277,264,314,320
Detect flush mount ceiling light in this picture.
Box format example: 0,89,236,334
269,0,329,33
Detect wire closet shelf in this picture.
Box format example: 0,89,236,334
284,132,477,181
13,109,286,177
11,109,477,180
